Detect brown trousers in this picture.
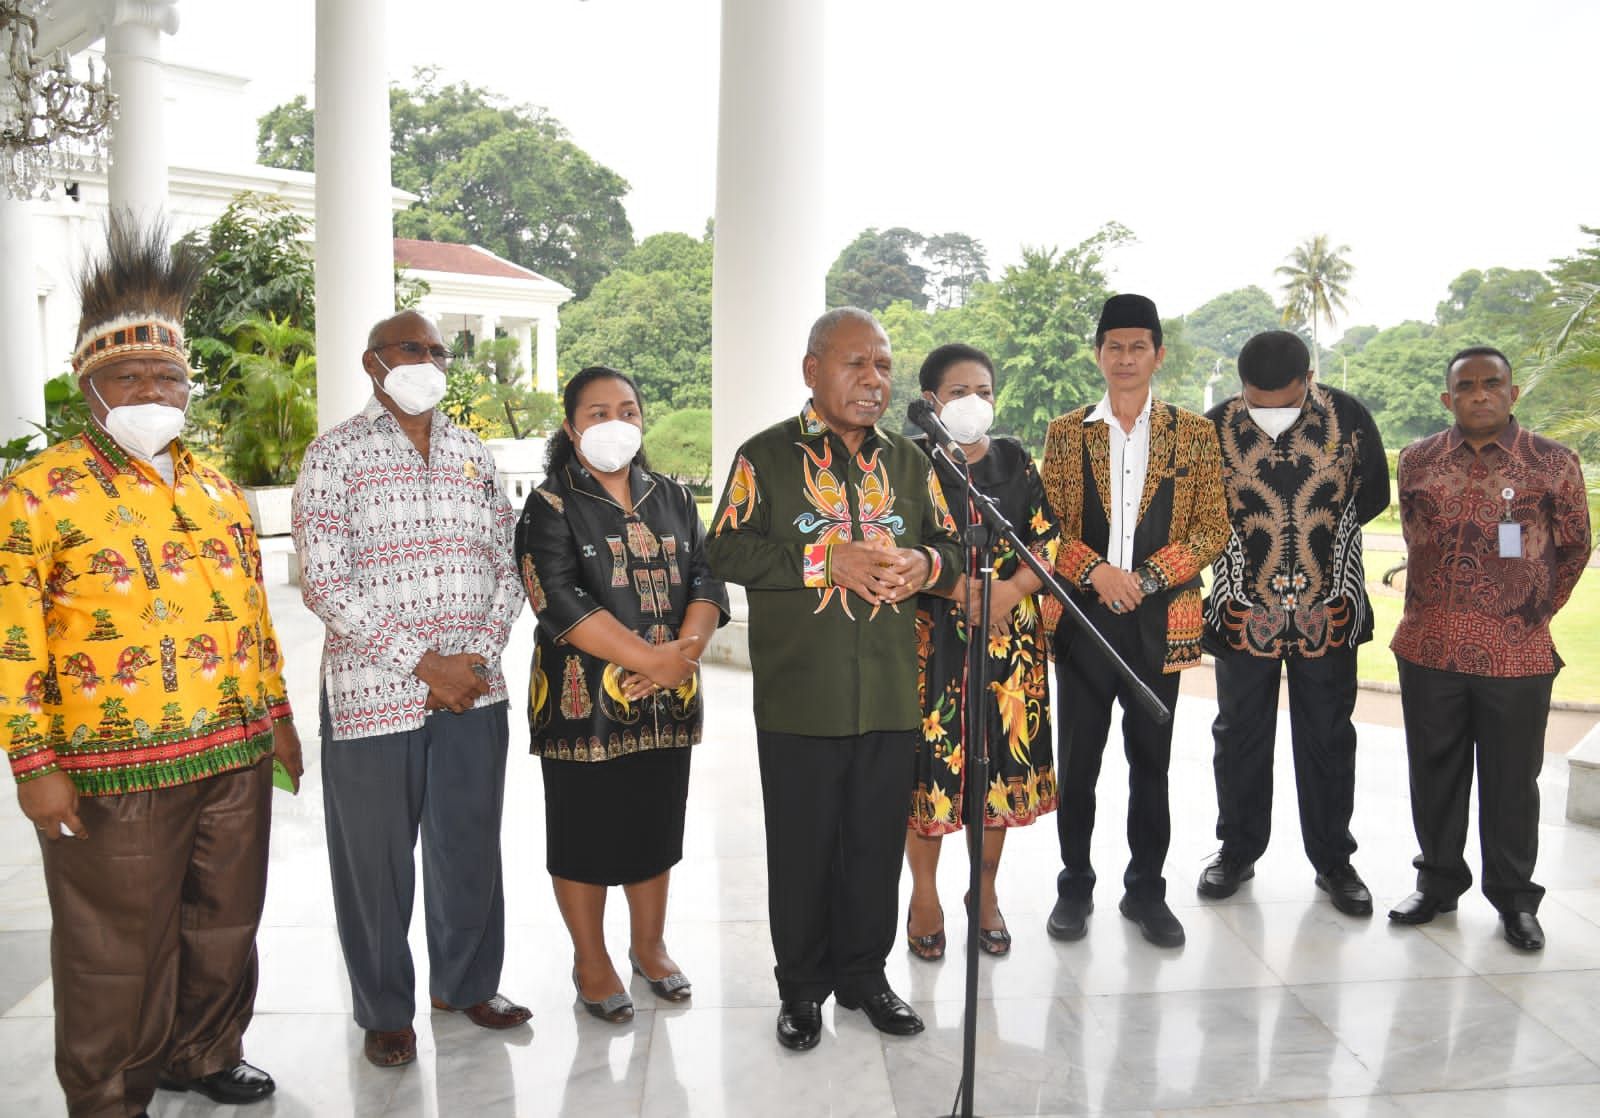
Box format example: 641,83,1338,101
38,757,272,1118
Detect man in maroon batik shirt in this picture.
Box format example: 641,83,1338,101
1388,346,1591,951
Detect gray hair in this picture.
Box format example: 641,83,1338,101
806,306,883,356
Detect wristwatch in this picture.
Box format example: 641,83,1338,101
1136,568,1161,596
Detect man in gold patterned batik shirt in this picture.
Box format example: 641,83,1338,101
1199,330,1388,918
0,215,300,1116
1038,293,1229,950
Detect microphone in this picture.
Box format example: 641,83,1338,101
906,398,968,465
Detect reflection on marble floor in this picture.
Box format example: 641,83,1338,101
3,575,1600,1117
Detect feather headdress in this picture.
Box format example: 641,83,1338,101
72,211,211,378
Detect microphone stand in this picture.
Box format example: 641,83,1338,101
929,444,1170,1118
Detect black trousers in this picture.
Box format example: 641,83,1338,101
1210,647,1359,873
756,728,915,1003
1396,657,1552,914
1054,606,1182,902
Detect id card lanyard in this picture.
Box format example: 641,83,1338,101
1498,486,1522,559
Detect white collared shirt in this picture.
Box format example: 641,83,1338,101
1085,391,1153,570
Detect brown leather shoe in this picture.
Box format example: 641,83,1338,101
430,992,532,1030
363,1027,417,1068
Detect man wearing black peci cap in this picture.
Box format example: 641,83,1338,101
1037,294,1229,947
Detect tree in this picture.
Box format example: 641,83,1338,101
825,227,929,312
984,223,1134,452
258,72,634,299
558,231,714,413
1524,227,1600,457
923,233,990,309
1184,286,1282,359
201,314,319,487
643,408,712,487
1276,235,1354,374
180,193,315,389
255,95,314,172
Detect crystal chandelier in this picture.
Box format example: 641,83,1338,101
2,0,116,200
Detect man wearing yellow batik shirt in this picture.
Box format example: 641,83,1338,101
0,216,300,1118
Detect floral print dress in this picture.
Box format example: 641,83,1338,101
910,436,1061,834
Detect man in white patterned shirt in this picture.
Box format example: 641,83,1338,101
291,311,529,1069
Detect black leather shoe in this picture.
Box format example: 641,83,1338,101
1119,894,1186,948
1197,853,1255,899
1387,891,1457,925
1502,911,1545,951
776,1000,822,1050
158,1060,275,1104
1046,895,1093,941
1315,865,1374,917
836,988,925,1036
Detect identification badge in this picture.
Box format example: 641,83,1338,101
1498,521,1522,558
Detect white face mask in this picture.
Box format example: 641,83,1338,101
88,379,187,460
937,392,995,445
373,356,447,415
1248,406,1302,441
577,419,643,474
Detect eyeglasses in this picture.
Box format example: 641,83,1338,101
373,340,453,363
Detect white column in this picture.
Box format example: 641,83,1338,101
314,0,394,432
534,309,559,395
477,313,499,356
513,323,534,385
102,1,179,218
0,197,45,445
710,0,824,486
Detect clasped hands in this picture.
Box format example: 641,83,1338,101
827,541,929,607
620,635,703,703
952,574,1025,637
1089,563,1146,614
416,650,491,714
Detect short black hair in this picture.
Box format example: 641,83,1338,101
544,364,649,474
918,343,995,393
1445,345,1511,389
1237,330,1310,392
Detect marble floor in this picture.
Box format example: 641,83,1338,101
4,567,1600,1117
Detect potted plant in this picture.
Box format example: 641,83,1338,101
194,313,317,535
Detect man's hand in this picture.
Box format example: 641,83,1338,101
18,771,86,841
272,720,304,793
414,651,490,713
1088,564,1144,614
829,543,927,605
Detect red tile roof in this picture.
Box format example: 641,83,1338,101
393,239,550,282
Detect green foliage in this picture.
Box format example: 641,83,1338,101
180,193,316,390
559,231,714,412
1523,227,1600,457
643,408,712,486
1185,286,1282,359
1277,235,1354,372
826,227,929,312
258,71,634,299
825,227,991,314
1,373,96,475
985,224,1133,452
255,95,315,172
440,336,558,440
201,314,318,487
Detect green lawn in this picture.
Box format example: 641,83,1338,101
1360,550,1599,703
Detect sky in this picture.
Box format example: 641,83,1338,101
169,0,1599,337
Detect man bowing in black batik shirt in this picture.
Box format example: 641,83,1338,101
1199,330,1388,915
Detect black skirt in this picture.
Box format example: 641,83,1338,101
541,746,692,885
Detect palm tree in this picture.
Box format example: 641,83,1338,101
1276,235,1354,374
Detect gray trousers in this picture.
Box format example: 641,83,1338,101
321,697,510,1031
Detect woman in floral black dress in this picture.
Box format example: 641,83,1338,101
904,344,1061,958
